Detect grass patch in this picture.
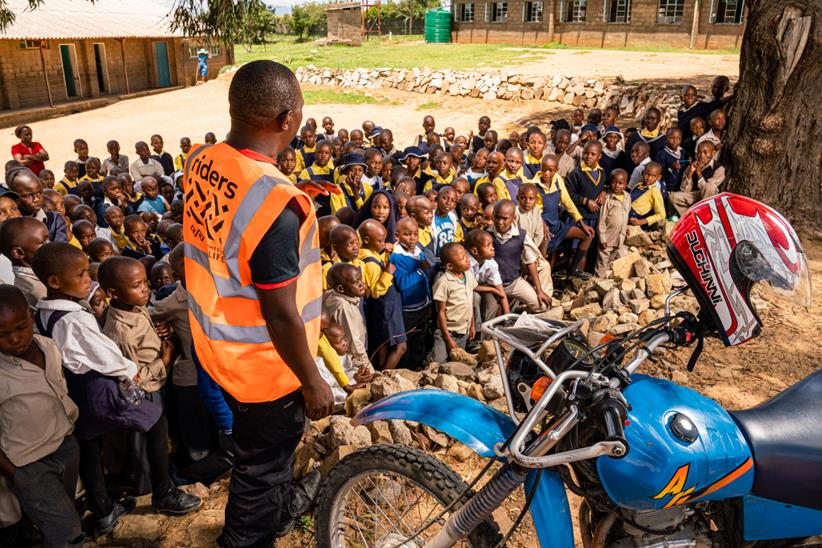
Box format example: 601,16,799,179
232,37,553,71
302,89,382,105
233,36,737,73
416,100,440,110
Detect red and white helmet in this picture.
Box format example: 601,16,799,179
667,193,811,346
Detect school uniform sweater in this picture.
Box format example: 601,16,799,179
657,146,687,192
389,245,431,312
630,183,666,226
565,164,606,221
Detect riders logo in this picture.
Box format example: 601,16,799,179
652,458,753,508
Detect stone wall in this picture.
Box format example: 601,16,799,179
295,65,685,124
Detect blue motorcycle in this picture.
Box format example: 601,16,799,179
315,195,820,547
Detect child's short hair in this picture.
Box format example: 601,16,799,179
64,160,78,171
476,182,494,197
330,224,357,246
277,147,295,162
439,242,464,265
98,256,142,292
124,214,145,232
73,138,87,149
86,157,101,168
0,217,41,259
517,183,537,198
32,242,87,284
87,238,114,260
465,228,491,250
0,284,29,316
327,262,358,289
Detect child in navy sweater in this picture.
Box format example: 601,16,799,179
389,217,431,371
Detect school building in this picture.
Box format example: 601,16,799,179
0,0,234,114
450,0,745,49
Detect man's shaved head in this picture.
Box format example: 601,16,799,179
229,60,301,129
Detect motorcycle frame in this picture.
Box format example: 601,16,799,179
352,313,822,546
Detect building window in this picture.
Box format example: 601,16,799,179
604,0,631,23
487,1,508,22
560,0,587,23
458,3,475,22
524,1,544,22
657,0,684,24
188,44,223,58
19,39,46,50
710,0,744,24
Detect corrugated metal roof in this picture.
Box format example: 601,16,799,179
0,0,185,40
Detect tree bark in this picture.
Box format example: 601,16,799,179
725,0,822,228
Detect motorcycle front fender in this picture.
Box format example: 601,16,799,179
353,389,575,547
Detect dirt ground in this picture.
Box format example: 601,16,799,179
6,48,819,547
101,239,821,548
0,48,739,169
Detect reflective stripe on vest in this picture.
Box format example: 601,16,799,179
183,143,322,403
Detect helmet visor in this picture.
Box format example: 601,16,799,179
735,239,812,308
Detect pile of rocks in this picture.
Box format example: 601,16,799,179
294,65,684,124
295,224,705,476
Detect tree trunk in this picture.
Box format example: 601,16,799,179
724,0,822,228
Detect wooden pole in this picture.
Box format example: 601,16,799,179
120,38,130,94
689,0,700,49
39,42,54,107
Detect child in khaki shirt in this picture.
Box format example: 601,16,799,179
428,243,478,364
596,169,632,278
99,257,174,395
323,263,371,371
0,286,82,546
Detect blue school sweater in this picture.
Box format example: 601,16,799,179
389,245,431,312
657,146,687,192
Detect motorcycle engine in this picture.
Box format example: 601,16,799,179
610,507,712,548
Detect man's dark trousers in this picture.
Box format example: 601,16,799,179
218,389,305,547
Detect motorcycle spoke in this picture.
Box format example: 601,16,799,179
331,470,471,547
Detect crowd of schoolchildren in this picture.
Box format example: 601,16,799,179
0,75,730,545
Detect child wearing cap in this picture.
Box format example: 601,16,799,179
599,126,628,180
329,153,374,214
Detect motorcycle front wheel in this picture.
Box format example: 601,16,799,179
315,444,501,548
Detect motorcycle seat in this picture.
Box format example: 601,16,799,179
730,369,822,510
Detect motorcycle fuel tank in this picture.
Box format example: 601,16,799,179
597,375,754,510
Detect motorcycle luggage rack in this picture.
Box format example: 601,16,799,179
481,313,585,420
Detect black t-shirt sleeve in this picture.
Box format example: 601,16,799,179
249,199,302,287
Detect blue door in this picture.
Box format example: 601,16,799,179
154,41,171,88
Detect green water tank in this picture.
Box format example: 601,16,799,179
424,8,452,43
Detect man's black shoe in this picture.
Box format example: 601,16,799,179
95,496,136,536
289,470,321,518
151,488,201,515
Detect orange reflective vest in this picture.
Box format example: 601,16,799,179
183,143,322,403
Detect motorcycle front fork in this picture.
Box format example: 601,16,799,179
425,463,529,548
